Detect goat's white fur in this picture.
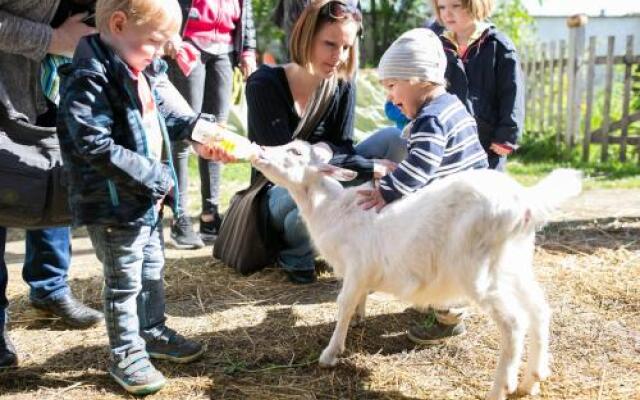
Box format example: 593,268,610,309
252,141,582,400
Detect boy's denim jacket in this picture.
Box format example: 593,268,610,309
58,34,207,227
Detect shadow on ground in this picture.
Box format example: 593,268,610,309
0,307,428,399
538,216,640,253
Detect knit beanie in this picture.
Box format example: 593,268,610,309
377,28,447,85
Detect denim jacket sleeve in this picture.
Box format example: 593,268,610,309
60,70,173,201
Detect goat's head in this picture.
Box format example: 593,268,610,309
252,140,357,190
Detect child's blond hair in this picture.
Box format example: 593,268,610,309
430,0,495,24
96,0,182,35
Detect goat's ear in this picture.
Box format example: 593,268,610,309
310,143,333,164
316,163,357,182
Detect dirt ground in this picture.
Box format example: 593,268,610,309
1,188,639,400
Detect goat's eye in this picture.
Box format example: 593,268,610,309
287,148,303,156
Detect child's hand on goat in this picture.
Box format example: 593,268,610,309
357,187,387,213
373,159,397,179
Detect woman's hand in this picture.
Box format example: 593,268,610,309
240,54,257,80
357,187,387,213
49,13,96,57
163,34,182,59
373,159,398,179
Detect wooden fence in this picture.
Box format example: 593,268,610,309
521,15,640,162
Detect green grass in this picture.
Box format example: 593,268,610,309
509,132,640,189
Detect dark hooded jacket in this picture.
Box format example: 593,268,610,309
440,25,525,157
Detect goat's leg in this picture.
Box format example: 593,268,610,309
351,292,368,327
517,280,551,396
481,290,528,400
319,276,366,367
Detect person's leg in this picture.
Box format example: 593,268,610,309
138,220,204,363
407,305,468,345
87,224,165,395
166,57,207,249
0,227,17,368
355,126,407,163
266,186,316,284
198,53,233,242
24,227,102,328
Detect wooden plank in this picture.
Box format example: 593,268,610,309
582,36,597,162
524,44,534,131
530,44,539,133
539,43,548,133
590,110,640,139
566,22,586,147
556,40,567,144
547,41,557,130
591,136,640,145
524,54,640,68
619,35,633,162
594,54,640,65
600,36,615,162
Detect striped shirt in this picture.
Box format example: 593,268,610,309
379,93,488,203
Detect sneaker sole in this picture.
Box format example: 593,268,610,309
199,233,217,244
109,370,166,395
406,329,466,345
148,345,206,364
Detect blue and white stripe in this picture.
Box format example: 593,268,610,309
379,93,488,203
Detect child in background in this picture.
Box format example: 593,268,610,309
406,0,525,346
57,0,223,394
431,0,524,171
357,28,487,212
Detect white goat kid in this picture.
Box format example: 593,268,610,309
252,140,582,400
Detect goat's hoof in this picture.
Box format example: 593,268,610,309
518,380,541,396
518,373,546,396
318,350,338,368
485,386,507,400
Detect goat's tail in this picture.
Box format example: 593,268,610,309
525,168,582,226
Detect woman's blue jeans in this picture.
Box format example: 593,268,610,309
266,127,406,273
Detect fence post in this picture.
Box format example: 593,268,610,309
556,40,567,144
601,36,616,162
565,14,588,147
619,35,634,162
582,36,596,162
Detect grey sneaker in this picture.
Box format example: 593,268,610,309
406,312,466,345
109,351,166,395
170,215,205,249
144,327,205,363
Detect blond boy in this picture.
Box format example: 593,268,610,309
57,0,220,394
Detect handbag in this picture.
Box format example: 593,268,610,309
213,76,338,274
0,78,71,228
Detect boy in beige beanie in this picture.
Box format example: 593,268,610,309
357,28,488,342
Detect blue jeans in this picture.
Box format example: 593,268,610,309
168,52,233,217
87,222,166,362
0,226,71,335
265,127,407,273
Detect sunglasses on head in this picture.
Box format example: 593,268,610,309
322,1,363,23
